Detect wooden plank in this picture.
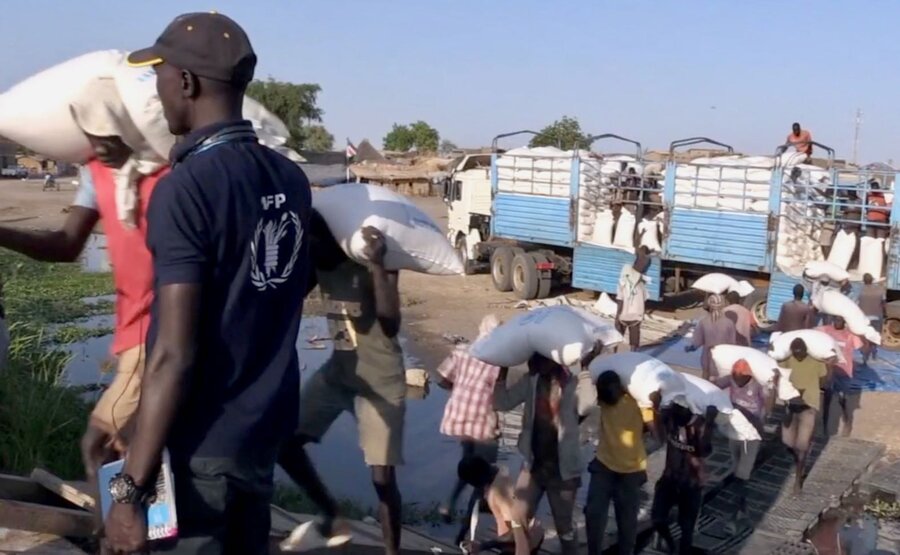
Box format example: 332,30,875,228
0,474,69,508
0,529,84,554
0,499,94,538
30,469,95,510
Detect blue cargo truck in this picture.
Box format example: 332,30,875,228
444,131,900,345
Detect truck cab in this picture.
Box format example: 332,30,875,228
442,153,492,273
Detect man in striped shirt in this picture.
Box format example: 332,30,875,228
436,315,504,535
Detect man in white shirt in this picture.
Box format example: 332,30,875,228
616,247,650,352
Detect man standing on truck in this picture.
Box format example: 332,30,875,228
786,122,813,161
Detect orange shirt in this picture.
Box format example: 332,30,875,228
868,192,889,222
787,130,812,155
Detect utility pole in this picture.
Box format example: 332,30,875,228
852,108,862,165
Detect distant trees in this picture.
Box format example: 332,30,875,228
383,121,440,153
246,78,334,151
439,140,458,155
529,116,591,150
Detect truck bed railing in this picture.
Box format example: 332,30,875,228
580,133,664,214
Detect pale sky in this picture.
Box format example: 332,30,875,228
2,1,898,163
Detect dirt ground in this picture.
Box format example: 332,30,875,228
6,179,900,452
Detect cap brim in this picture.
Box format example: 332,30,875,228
127,47,164,68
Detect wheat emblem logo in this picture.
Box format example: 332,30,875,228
250,211,303,291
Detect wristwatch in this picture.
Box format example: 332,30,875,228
108,473,151,505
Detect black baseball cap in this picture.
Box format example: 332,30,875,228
128,12,256,85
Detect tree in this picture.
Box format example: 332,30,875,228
304,125,334,152
439,140,458,155
409,121,440,153
245,78,333,151
383,124,415,152
383,121,441,153
529,116,591,150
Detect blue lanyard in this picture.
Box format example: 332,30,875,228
175,125,258,167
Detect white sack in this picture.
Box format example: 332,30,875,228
0,50,125,162
593,293,618,318
471,306,623,368
858,236,885,279
613,211,636,248
591,210,614,245
813,289,881,345
803,260,850,283
769,330,845,364
827,230,857,270
681,373,761,441
312,183,463,275
692,273,754,297
710,344,800,401
638,218,661,252
589,352,686,409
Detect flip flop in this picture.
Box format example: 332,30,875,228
279,520,352,552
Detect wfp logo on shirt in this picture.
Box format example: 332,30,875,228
250,194,304,291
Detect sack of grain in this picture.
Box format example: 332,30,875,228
827,229,857,270
803,260,849,283
638,218,661,252
471,306,622,367
710,344,800,401
613,210,636,248
858,236,885,279
312,183,463,275
681,373,761,441
588,352,686,408
812,289,881,344
768,330,845,364
0,50,125,162
691,273,754,296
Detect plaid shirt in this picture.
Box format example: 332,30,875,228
438,346,501,441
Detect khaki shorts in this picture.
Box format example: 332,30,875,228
91,344,146,438
297,369,405,467
729,439,761,480
782,408,817,453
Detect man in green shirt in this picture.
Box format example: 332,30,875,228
781,338,829,493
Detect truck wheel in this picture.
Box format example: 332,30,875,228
491,247,515,292
455,235,475,275
512,253,539,300
743,288,775,332
530,252,553,299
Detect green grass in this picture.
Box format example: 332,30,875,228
0,251,114,479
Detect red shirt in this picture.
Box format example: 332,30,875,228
437,346,501,441
817,324,863,379
84,160,166,354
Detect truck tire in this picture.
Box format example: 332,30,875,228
491,247,515,292
455,235,475,275
512,253,539,300
881,301,900,352
743,288,775,332
530,252,553,299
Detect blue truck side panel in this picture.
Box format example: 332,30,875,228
492,193,573,247
890,185,900,290
571,244,663,301
766,271,803,322
665,209,770,271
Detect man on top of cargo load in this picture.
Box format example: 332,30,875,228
279,210,404,555
0,77,167,508
776,284,815,333
787,122,813,160
104,12,311,554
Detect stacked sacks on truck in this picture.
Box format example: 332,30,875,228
495,146,572,197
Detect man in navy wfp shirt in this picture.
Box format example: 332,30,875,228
104,13,311,554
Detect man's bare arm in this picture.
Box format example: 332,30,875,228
0,207,98,262
371,266,401,338
123,284,201,487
